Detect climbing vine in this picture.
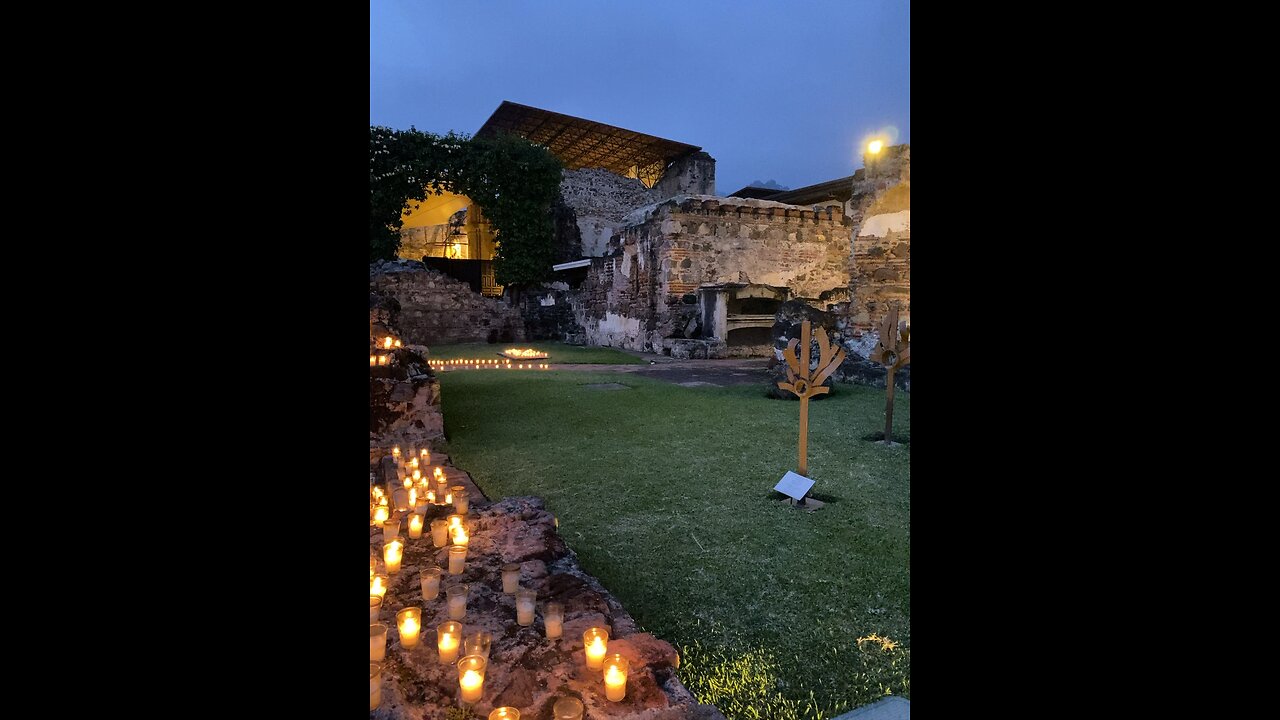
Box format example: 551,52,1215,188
369,126,562,293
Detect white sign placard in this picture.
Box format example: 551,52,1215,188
774,471,815,500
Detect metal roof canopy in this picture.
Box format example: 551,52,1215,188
475,101,701,177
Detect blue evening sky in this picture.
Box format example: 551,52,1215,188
370,0,909,195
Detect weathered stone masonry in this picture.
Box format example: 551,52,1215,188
370,260,525,346
572,196,850,353
845,145,910,331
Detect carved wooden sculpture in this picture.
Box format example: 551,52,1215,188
869,303,911,444
778,320,847,476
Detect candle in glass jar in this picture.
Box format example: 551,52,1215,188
384,538,404,574
369,595,382,623
431,519,448,547
452,525,469,547
396,606,422,648
457,655,487,703
420,565,442,600
372,505,389,526
436,478,449,504
502,564,520,594
437,620,461,663
446,583,469,621
370,623,388,662
464,630,492,660
552,697,584,720
452,486,469,513
408,513,423,539
392,446,401,459
516,589,537,626
384,336,392,349
489,708,520,720
545,601,564,639
393,488,409,512
370,574,388,601
583,627,609,670
408,487,417,509
369,355,376,366
411,468,421,482
448,545,467,575
370,662,382,711
603,654,629,702
382,516,400,543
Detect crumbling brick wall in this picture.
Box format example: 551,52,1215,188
370,260,525,346
571,196,851,353
846,145,910,330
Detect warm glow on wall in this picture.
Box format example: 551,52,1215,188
867,139,883,154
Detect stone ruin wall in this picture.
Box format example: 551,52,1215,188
844,145,910,331
559,152,717,258
570,196,851,354
370,260,525,346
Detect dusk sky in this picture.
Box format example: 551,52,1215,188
370,0,910,195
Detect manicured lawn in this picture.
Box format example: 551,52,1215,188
439,370,910,720
427,341,646,365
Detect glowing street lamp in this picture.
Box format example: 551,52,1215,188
867,139,884,155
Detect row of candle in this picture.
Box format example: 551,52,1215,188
379,336,403,349
429,362,551,370
370,354,392,366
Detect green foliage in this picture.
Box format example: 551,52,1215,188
369,126,562,289
438,371,911,719
444,708,476,720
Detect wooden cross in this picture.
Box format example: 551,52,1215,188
777,320,847,476
869,303,911,444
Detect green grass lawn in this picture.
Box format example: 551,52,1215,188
427,341,646,365
439,370,910,719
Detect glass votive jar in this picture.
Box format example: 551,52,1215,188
447,513,463,532
452,486,469,513
411,468,421,481
603,654,629,702
516,589,537,626
408,513,424,539
544,601,564,639
393,488,409,512
502,563,520,594
489,708,520,720
391,445,401,460
370,623,388,662
583,627,609,669
396,606,422,648
452,524,470,547
421,566,441,601
369,595,382,623
437,620,462,664
431,519,448,547
382,515,400,543
446,583,469,621
372,505,389,526
407,487,417,508
370,662,382,711
464,630,492,660
370,574,389,601
384,537,404,574
448,545,467,575
552,697,584,720
436,478,449,504
457,655,487,704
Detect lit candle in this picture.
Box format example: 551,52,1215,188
603,654,629,702
370,662,382,711
384,538,403,574
516,589,537,626
452,486,469,514
382,516,400,543
464,630,492,660
421,566,441,601
446,583,469,620
489,708,520,720
372,505,389,527
583,627,609,670
448,545,467,575
392,446,401,459
410,457,420,470
411,468,421,481
436,478,449,503
552,697,584,720
446,490,453,505
396,606,422,648
384,337,392,349
369,355,376,366
395,339,402,348
370,623,388,662
370,574,388,601
457,655,487,704
369,595,382,623
447,514,463,531
378,355,388,365
404,476,414,489
430,519,448,547
408,513,423,539
426,489,437,505
452,525,469,547
545,601,564,639
420,448,429,459
502,564,520,594
437,620,461,664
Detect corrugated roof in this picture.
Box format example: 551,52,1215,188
475,101,701,177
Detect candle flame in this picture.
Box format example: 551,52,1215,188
589,637,605,655
384,337,392,348
460,669,482,688
401,616,419,634
606,665,625,683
